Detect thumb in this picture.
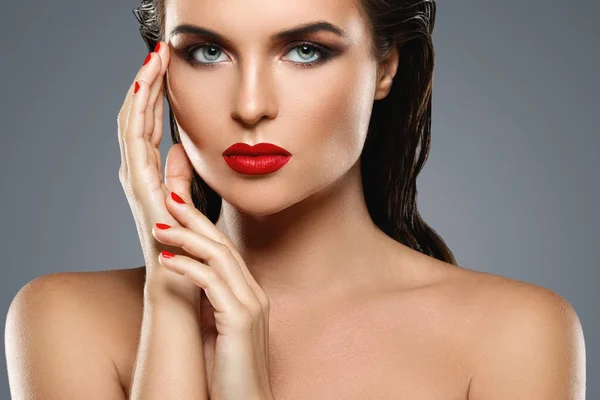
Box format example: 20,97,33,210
164,143,194,203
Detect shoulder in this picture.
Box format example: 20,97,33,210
8,266,146,328
444,266,586,399
7,266,146,350
458,267,583,342
421,256,582,331
5,267,146,399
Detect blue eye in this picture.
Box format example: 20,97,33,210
188,44,228,64
184,42,336,68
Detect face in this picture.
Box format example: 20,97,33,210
164,0,391,217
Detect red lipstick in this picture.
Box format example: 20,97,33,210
222,142,292,175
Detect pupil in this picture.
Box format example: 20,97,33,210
300,46,313,58
205,47,219,60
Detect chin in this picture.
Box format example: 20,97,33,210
209,174,303,218
225,194,303,218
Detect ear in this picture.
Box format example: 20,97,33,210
374,42,400,101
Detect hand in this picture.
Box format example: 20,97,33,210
116,41,202,303
152,192,275,400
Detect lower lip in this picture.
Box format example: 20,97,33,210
223,155,292,175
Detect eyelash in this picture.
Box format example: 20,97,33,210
182,41,337,69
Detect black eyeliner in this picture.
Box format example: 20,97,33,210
181,41,340,69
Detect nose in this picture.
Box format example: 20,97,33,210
230,59,278,127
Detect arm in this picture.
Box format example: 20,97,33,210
467,286,586,400
129,275,208,400
117,40,209,399
5,274,126,400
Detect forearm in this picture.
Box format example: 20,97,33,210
129,285,208,400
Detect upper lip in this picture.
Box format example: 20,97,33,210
223,142,291,156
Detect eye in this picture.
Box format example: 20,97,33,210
187,44,229,65
284,43,326,64
184,42,336,68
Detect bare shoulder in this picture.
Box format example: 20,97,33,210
9,266,146,335
427,260,586,399
6,266,146,399
16,266,147,360
429,258,584,345
446,263,582,334
435,260,579,316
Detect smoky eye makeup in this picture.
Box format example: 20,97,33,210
173,38,345,69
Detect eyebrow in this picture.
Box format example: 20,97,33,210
169,20,348,44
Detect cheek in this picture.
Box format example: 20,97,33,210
165,65,234,187
295,62,377,168
166,62,227,138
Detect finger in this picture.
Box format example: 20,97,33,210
159,251,250,330
154,147,163,186
118,48,164,176
153,224,259,309
150,85,165,149
118,53,157,147
122,80,153,175
146,42,170,144
165,190,267,302
117,79,141,172
138,53,161,141
164,144,194,202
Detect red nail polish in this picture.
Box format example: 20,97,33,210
156,223,171,229
143,53,151,65
171,192,185,204
161,250,175,258
154,42,161,52
134,81,140,94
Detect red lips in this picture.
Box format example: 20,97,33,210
222,142,291,156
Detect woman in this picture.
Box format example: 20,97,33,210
5,0,585,398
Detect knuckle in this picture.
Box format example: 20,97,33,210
203,268,221,284
217,233,233,247
145,98,155,112
215,242,232,259
118,167,131,186
137,78,149,88
117,116,124,133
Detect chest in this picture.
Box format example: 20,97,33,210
114,294,472,399
265,299,471,400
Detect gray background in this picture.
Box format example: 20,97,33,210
1,0,597,398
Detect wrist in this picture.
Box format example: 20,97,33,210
144,268,202,307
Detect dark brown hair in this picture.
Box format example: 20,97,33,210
132,0,457,265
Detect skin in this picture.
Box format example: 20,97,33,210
164,0,400,304
5,0,585,398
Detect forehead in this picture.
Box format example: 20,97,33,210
164,0,365,44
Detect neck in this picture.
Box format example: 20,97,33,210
215,160,402,302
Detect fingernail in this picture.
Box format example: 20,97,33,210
154,42,161,52
161,250,175,258
134,81,140,94
143,53,151,65
171,192,185,204
156,223,171,230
